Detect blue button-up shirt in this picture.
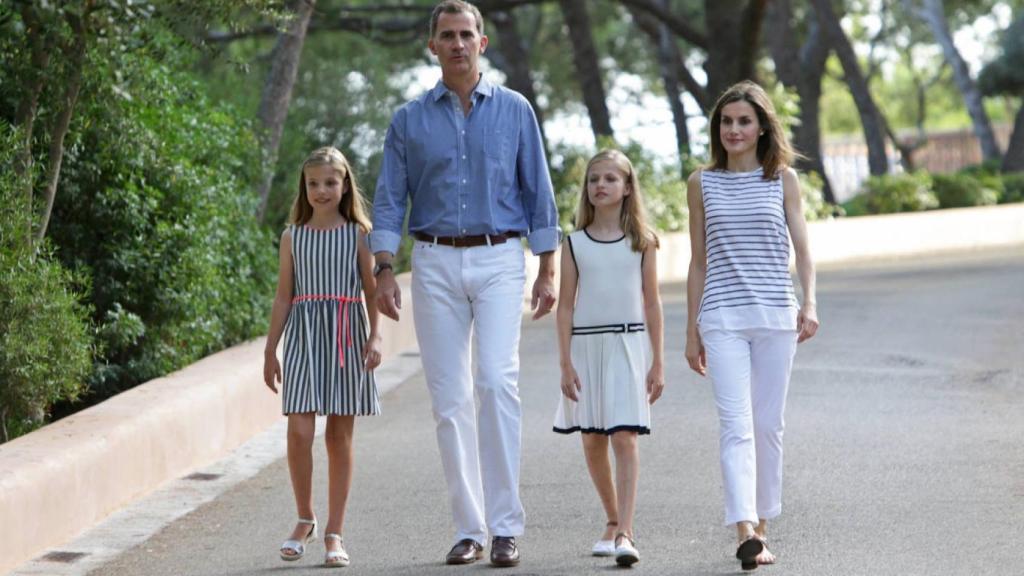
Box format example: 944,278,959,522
370,75,560,255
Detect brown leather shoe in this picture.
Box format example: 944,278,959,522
490,536,520,567
445,539,484,565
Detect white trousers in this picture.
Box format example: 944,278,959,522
411,239,527,544
699,326,798,526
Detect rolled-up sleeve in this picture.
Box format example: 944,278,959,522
516,101,560,254
370,109,408,255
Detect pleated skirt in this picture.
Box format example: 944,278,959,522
553,331,651,435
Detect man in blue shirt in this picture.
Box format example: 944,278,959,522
370,0,559,568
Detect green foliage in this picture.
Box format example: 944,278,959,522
858,173,939,214
1001,173,1024,204
931,173,1000,208
799,171,834,221
978,16,1024,97
41,38,276,401
958,162,1005,199
0,123,92,442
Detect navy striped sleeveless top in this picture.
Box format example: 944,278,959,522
697,167,798,331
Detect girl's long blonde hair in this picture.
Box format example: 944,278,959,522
290,147,372,233
707,80,799,180
575,149,658,252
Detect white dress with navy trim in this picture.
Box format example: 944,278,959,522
553,230,651,435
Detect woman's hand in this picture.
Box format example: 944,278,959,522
560,366,582,401
646,363,665,404
797,304,820,343
363,332,383,370
685,332,706,376
263,349,281,393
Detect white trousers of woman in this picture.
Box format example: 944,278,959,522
411,239,527,545
699,326,798,526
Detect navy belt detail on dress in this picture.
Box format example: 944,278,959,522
572,323,645,335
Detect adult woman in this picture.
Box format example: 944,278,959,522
685,81,819,571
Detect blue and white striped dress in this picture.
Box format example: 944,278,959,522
698,167,799,331
282,223,380,416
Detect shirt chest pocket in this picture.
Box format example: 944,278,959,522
485,128,510,160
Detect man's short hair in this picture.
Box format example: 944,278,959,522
429,0,484,37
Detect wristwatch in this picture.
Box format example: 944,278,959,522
373,262,393,277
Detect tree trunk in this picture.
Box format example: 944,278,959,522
1003,103,1024,172
34,7,90,245
628,1,691,170
489,9,549,152
255,0,316,221
557,0,614,140
704,0,766,100
1,406,8,444
766,0,835,203
15,5,51,239
909,0,1000,162
812,0,889,175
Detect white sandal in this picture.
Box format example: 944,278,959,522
279,517,317,561
324,533,350,567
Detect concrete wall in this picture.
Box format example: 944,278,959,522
3,204,1024,575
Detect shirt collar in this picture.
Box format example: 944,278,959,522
430,74,494,102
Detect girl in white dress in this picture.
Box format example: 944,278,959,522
553,149,664,567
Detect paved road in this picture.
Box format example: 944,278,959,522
88,249,1024,576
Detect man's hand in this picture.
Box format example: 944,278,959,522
375,269,402,321
531,274,555,319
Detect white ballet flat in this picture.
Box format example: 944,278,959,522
324,533,350,568
614,533,640,567
592,539,616,556
279,517,317,561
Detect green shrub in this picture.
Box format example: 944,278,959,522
859,173,938,214
840,193,871,217
44,45,275,402
958,163,1005,201
799,171,835,221
931,173,999,208
0,123,93,443
1001,173,1024,204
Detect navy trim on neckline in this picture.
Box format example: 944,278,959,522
583,229,626,244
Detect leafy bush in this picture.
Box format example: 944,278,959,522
958,163,1005,201
1001,173,1024,204
931,173,999,208
799,171,835,221
859,173,938,214
840,193,871,217
44,43,276,403
0,123,93,442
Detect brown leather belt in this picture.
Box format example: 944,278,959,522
413,231,521,248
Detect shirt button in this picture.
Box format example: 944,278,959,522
462,229,467,234
462,155,467,160
462,204,466,209
461,130,465,135
462,179,466,184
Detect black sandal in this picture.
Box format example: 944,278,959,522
736,536,764,571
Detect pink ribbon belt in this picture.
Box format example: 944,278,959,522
291,294,363,367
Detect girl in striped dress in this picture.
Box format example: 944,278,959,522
685,81,819,571
263,147,382,568
553,149,665,567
